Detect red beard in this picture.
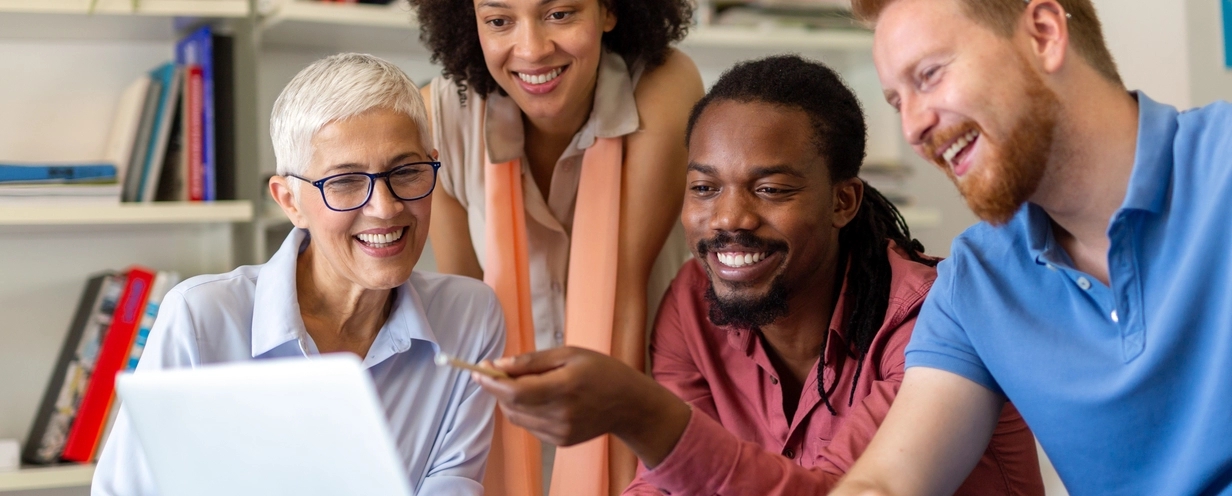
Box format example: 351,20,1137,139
922,57,1059,225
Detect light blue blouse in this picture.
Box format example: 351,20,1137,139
92,228,505,496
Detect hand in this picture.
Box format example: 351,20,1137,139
473,346,692,467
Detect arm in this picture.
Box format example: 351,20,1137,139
422,82,484,280
609,48,704,492
92,290,200,496
829,367,1005,496
419,294,507,495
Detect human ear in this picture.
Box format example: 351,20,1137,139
600,1,617,33
269,175,309,229
1023,0,1070,74
832,177,864,229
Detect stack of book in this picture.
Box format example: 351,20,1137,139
1,25,235,205
706,0,862,31
23,267,180,466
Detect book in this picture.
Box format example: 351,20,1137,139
0,183,123,204
0,163,116,184
122,76,164,203
61,266,156,463
176,26,214,201
137,64,183,203
154,81,186,202
103,75,152,189
94,270,180,459
212,32,236,201
22,272,125,465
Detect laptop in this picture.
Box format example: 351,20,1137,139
116,354,413,496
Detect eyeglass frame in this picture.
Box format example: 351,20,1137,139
285,161,442,212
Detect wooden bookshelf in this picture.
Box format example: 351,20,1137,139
683,25,872,51
0,463,93,491
0,200,253,226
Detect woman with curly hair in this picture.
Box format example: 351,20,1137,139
408,0,704,495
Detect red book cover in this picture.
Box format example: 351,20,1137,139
61,266,156,462
186,65,205,202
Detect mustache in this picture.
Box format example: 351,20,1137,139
696,231,787,256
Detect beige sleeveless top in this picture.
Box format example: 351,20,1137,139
430,50,690,352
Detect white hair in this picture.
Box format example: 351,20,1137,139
270,53,430,177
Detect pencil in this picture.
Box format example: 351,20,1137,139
434,353,510,379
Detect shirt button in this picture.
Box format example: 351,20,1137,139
770,377,779,385
783,449,794,459
551,282,563,294
1046,263,1057,271
1077,277,1091,290
554,331,564,344
1111,310,1119,323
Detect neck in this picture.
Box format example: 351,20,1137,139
758,256,841,381
1031,81,1139,273
295,245,390,355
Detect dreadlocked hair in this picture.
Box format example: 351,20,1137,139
686,54,937,416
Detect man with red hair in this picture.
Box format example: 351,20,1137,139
832,0,1232,494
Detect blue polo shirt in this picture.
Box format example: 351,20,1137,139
905,92,1232,495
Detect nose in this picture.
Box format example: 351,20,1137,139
900,93,939,146
514,20,554,62
707,189,760,234
362,179,405,219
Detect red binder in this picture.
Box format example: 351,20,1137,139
61,265,156,462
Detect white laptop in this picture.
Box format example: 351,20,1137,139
116,354,412,496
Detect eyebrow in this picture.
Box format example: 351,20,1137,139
477,0,560,8
322,151,427,175
687,163,807,179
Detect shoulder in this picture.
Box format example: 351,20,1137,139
885,242,939,317
1175,100,1232,180
632,49,704,117
166,264,261,313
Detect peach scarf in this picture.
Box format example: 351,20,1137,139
483,136,623,496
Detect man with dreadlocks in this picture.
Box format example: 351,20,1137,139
472,55,1043,495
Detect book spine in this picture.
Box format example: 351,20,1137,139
195,27,216,202
139,64,182,203
60,266,156,463
21,272,113,465
212,33,236,201
126,271,178,370
186,66,205,202
0,164,116,184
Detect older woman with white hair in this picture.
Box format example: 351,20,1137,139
92,53,505,495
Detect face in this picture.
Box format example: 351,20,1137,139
874,0,1059,224
269,108,434,292
684,100,860,329
473,0,616,121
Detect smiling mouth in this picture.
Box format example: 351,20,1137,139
516,66,564,85
941,129,980,171
354,228,405,248
716,251,770,268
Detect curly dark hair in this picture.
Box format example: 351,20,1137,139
410,0,692,97
687,55,938,416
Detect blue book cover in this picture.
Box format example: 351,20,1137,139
176,25,215,201
0,163,116,184
138,63,182,202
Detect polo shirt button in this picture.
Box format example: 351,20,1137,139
770,377,779,385
783,448,794,459
1077,277,1091,290
1046,263,1057,271
1111,310,1120,323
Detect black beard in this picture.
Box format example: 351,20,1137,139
704,275,790,330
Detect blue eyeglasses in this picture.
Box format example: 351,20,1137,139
286,161,441,212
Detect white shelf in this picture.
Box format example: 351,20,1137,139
0,463,94,491
0,200,253,226
263,0,412,29
682,25,872,51
0,0,249,17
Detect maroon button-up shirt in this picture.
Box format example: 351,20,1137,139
625,245,1043,495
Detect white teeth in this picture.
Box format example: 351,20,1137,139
356,228,404,246
517,67,562,85
716,252,768,268
942,130,980,167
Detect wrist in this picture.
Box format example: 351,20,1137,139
614,377,692,469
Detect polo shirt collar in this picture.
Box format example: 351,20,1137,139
250,229,440,366
1121,91,1178,214
483,49,640,164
